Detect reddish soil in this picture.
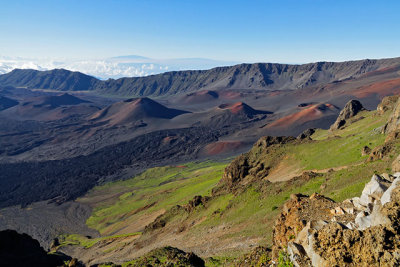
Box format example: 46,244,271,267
359,65,400,78
266,103,338,128
218,102,247,114
352,78,400,98
203,141,244,156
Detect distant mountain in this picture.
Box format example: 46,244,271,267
0,55,237,79
1,58,400,98
0,69,98,91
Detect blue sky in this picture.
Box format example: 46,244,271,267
1,0,400,63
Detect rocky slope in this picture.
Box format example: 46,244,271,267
1,57,400,96
8,93,395,266
277,172,400,266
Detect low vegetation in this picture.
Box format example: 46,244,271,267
61,106,400,265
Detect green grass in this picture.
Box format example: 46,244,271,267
290,111,388,170
59,232,141,249
83,161,227,235
68,108,399,264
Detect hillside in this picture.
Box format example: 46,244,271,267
43,95,400,266
90,97,188,126
0,68,99,91
0,95,18,111
0,93,98,121
1,58,400,97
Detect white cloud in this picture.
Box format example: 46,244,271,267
0,56,237,79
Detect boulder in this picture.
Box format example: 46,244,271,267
275,172,400,266
383,97,400,135
272,193,335,258
381,177,400,205
297,128,316,140
392,154,400,172
361,146,371,156
359,174,389,206
377,95,399,115
330,100,365,130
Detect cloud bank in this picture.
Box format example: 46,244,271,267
0,56,237,79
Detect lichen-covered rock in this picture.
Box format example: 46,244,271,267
392,154,400,172
367,142,393,162
358,174,389,206
384,97,400,135
377,95,399,115
278,172,400,266
272,193,337,258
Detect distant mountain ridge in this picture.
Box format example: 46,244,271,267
0,69,98,91
1,57,400,97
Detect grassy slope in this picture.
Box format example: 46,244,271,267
81,161,228,235
62,108,399,265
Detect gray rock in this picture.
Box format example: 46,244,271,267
381,177,400,205
359,174,388,206
288,242,308,267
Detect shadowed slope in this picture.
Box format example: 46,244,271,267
0,96,18,111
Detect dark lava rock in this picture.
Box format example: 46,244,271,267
330,100,365,130
297,128,316,140
361,146,371,156
0,229,67,267
255,136,296,148
185,195,210,212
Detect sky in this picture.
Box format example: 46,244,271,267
1,0,400,64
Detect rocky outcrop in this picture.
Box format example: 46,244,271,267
297,128,316,140
184,195,210,213
361,145,371,156
255,136,296,148
392,155,400,172
367,142,393,162
0,229,68,267
213,136,295,195
377,95,399,115
272,193,354,259
330,100,365,130
383,96,400,138
278,172,400,266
